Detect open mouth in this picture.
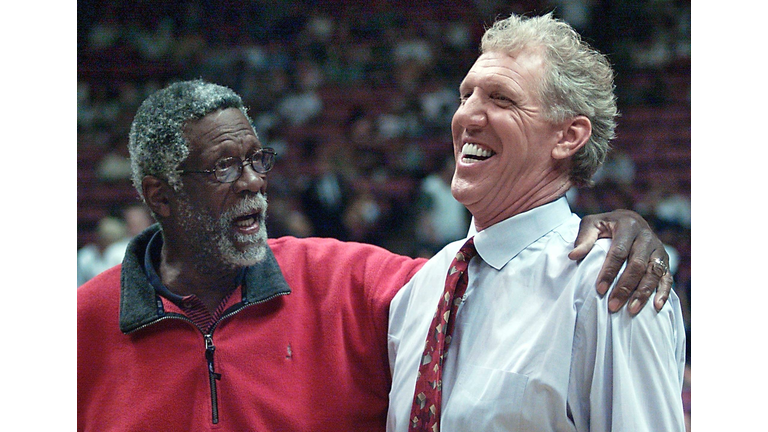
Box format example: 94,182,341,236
232,212,261,233
461,143,495,163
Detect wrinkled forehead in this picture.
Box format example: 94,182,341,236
183,108,260,156
469,48,546,73
184,108,254,139
461,50,548,95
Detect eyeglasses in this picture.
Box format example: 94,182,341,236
176,148,277,183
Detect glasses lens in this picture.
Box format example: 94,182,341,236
214,157,241,183
251,149,276,173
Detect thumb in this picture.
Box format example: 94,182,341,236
569,228,600,261
569,217,615,261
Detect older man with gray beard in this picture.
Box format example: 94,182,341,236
174,189,269,273
78,79,674,432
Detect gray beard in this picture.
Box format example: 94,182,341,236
175,192,269,273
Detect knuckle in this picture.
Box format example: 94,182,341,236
627,256,648,272
636,282,654,296
645,263,662,277
611,285,632,298
651,244,667,256
638,229,654,243
608,243,631,259
626,216,640,229
601,261,621,275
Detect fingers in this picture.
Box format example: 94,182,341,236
604,249,647,312
596,240,631,297
610,246,671,315
593,213,644,296
575,209,672,316
605,227,654,297
654,272,674,311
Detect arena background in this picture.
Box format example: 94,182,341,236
77,0,691,428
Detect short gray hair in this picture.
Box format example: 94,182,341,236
128,79,252,200
481,12,617,187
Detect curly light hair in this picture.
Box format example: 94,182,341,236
481,12,618,187
128,79,253,200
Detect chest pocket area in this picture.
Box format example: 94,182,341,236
447,366,528,431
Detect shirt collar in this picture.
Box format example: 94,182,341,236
143,231,245,304
119,224,291,333
468,196,573,270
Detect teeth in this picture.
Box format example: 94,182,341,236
461,143,493,158
234,215,257,227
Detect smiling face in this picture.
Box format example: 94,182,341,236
451,50,578,230
169,108,269,269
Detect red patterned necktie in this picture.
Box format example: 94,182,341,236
409,237,477,431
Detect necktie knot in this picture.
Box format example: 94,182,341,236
455,237,477,262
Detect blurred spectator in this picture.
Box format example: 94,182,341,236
77,216,129,287
637,178,691,229
127,16,176,61
592,148,636,186
264,194,314,239
323,22,372,86
568,179,635,220
276,59,324,126
122,203,154,237
415,156,469,256
87,17,121,51
419,75,459,136
627,0,683,71
345,108,385,176
343,190,383,244
393,28,433,66
655,193,691,229
78,82,96,129
96,150,132,182
77,203,153,287
549,0,593,33
301,146,354,239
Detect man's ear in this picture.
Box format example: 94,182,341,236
552,115,591,160
142,176,172,218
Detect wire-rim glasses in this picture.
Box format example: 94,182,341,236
176,148,277,183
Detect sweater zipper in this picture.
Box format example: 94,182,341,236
127,315,224,425
204,334,221,424
201,291,289,425
126,291,289,425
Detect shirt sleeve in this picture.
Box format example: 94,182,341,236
568,285,687,432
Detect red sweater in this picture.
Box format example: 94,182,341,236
78,230,426,432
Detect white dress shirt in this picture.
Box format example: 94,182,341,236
387,197,686,431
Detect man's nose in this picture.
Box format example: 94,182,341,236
454,94,487,128
232,165,267,194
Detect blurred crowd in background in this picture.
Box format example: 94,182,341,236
77,0,690,425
